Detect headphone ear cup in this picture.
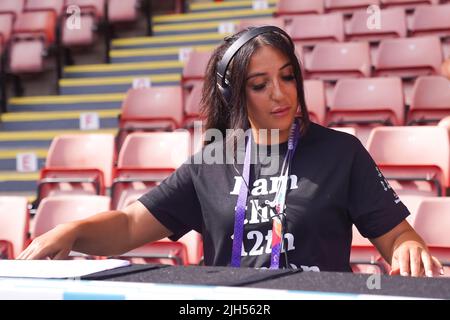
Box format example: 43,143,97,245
218,83,232,105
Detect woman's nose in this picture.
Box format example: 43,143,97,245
270,80,285,101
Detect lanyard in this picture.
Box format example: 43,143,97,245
231,121,300,268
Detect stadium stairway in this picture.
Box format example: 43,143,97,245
0,0,277,201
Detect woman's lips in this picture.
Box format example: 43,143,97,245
270,107,291,117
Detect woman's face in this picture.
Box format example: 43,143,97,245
245,45,298,143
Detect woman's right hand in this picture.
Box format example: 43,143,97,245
17,223,79,260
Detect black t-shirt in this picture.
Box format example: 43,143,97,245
138,123,409,272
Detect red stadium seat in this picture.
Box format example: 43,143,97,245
374,36,443,78
409,4,450,38
65,0,105,20
118,86,184,148
8,10,58,74
407,76,450,125
380,0,439,9
327,77,405,126
276,0,325,16
181,50,212,88
399,194,424,224
366,126,450,197
346,8,407,42
304,41,372,80
120,230,203,266
183,81,205,128
237,17,286,32
62,0,105,47
118,241,189,266
32,195,111,238
31,195,110,259
303,79,327,125
112,131,191,210
9,39,45,74
289,13,345,46
412,197,450,273
325,0,380,13
37,134,115,206
0,197,29,259
111,131,200,266
351,226,387,274
438,115,450,133
179,231,203,265
108,0,139,23
0,0,25,21
0,14,13,47
12,11,57,46
25,0,64,18
62,15,95,47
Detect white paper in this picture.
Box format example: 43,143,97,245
16,153,38,172
80,112,100,130
0,259,131,279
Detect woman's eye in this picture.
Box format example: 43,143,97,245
252,84,266,91
282,74,295,81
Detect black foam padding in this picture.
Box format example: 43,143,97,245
81,264,169,280
101,265,450,299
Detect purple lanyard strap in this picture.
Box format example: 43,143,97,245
231,121,300,268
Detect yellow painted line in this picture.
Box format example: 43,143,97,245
1,109,120,122
154,20,240,32
0,129,117,141
9,94,125,105
64,61,183,73
0,172,39,181
154,8,274,23
59,74,181,87
0,149,47,159
191,0,277,10
112,33,226,47
110,44,216,58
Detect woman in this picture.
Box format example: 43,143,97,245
19,26,443,277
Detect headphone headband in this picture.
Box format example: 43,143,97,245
216,26,293,104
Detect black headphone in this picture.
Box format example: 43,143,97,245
216,26,294,105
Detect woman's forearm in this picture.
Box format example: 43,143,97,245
71,210,134,256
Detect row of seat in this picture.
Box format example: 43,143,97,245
37,131,193,209
276,0,450,15
0,195,203,265
184,38,446,87
283,5,450,45
306,75,450,127
116,75,450,140
303,36,446,80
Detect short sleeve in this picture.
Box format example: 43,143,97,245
138,161,202,241
348,140,410,239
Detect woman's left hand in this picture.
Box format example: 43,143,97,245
389,240,444,277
